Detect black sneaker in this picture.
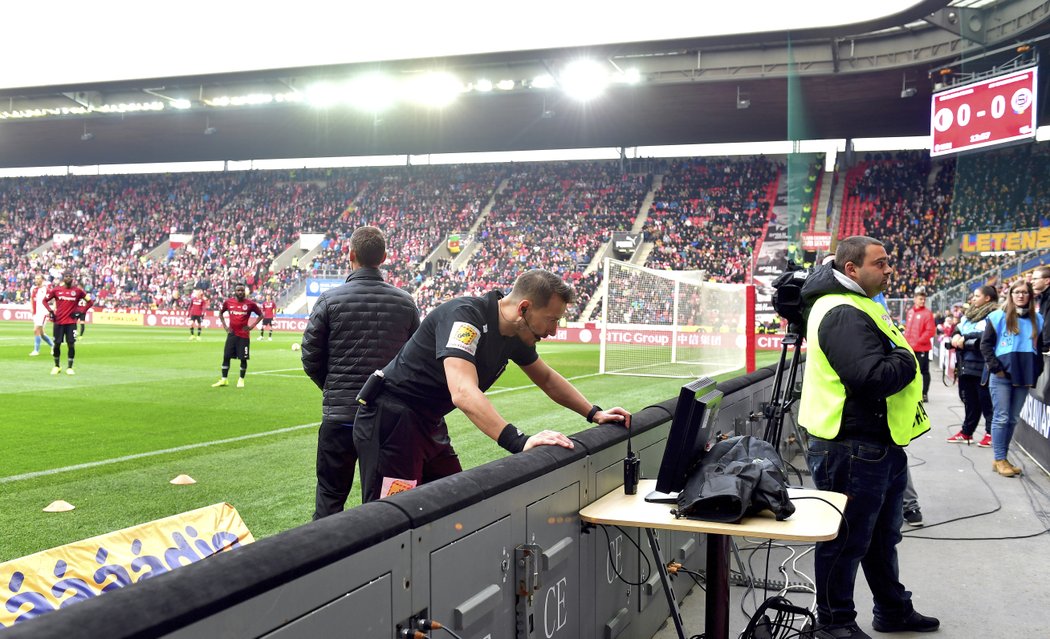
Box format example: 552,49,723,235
903,508,923,527
872,610,939,633
805,621,873,639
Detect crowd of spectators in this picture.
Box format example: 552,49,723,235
413,161,649,317
848,151,957,297
5,148,1049,318
644,156,779,283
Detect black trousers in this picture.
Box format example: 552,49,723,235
353,393,462,503
916,351,930,395
313,419,358,520
958,374,993,437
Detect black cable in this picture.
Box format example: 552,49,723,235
415,619,465,639
898,422,1050,540
597,524,652,586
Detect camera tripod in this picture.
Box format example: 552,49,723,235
760,323,809,472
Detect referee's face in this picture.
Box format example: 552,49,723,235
519,298,566,345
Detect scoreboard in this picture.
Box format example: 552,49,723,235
930,67,1037,157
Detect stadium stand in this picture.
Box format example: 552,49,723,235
644,156,780,283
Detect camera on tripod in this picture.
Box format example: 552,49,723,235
760,262,814,471
770,263,811,336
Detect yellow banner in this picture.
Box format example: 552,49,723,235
92,311,144,325
960,227,1050,253
0,503,253,628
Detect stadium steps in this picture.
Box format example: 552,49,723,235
145,240,172,262
445,176,510,273
25,238,54,257
631,173,662,235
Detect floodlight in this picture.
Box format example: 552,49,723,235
171,99,192,110
305,82,342,108
475,79,493,92
346,74,398,112
406,72,463,108
622,68,642,84
495,79,516,91
561,59,608,101
531,74,556,89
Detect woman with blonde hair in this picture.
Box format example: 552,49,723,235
980,279,1044,476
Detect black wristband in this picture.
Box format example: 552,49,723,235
497,423,529,454
587,405,602,423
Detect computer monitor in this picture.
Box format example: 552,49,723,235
646,377,723,504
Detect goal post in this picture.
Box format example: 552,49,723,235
599,258,756,378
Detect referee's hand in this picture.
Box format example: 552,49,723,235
523,430,574,451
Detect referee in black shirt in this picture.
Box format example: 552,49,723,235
353,269,630,502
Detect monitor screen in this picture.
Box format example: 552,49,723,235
648,377,723,502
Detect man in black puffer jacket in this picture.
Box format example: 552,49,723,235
302,226,420,519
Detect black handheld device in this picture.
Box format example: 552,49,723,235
356,370,385,405
623,415,639,495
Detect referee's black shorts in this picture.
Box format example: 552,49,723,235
223,334,251,360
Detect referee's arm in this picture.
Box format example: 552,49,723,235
444,357,574,450
521,358,630,427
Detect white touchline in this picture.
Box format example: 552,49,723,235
3,371,609,484
0,422,320,484
485,371,604,395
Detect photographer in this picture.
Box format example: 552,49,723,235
797,236,938,638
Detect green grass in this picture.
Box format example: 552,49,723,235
0,322,776,562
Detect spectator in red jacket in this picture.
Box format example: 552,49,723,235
904,286,936,402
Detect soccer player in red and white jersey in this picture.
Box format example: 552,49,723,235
188,290,208,341
29,274,55,356
43,271,93,375
212,284,263,388
258,294,277,341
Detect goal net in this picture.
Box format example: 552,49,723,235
599,259,755,378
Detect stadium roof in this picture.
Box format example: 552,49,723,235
1,0,1047,168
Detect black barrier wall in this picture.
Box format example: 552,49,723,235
3,367,782,639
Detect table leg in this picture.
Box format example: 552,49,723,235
645,527,686,639
706,533,731,639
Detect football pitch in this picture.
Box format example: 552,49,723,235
0,322,775,562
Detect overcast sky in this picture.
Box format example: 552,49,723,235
3,1,925,90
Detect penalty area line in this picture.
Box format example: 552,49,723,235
0,422,320,484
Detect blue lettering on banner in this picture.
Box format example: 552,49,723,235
1,525,248,627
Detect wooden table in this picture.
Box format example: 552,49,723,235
580,480,846,639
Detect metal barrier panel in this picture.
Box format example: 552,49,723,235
3,366,785,639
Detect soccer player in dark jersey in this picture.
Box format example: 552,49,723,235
212,284,263,388
43,271,93,375
188,290,208,341
259,294,277,341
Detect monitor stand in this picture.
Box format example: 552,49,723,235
644,490,678,504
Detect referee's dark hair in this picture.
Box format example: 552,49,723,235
511,269,575,306
351,226,386,268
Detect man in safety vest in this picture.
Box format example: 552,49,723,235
798,236,938,639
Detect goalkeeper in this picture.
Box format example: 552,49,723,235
353,268,631,502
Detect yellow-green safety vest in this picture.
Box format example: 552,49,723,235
799,293,929,445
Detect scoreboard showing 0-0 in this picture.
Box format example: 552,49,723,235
930,67,1038,157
